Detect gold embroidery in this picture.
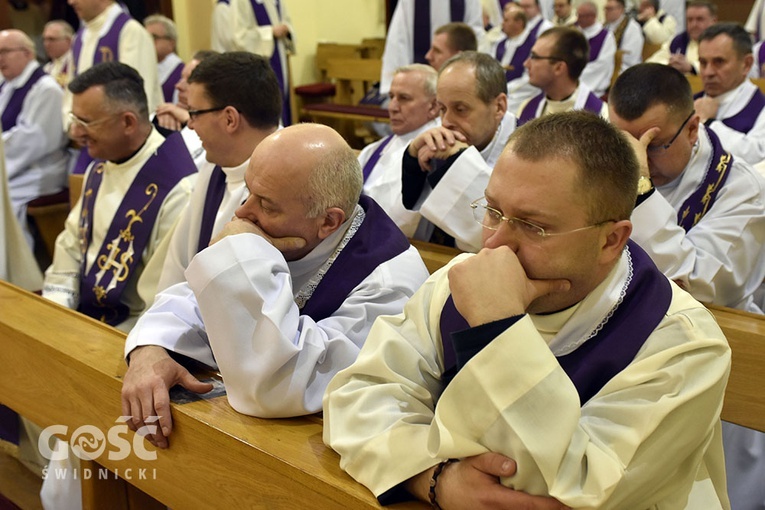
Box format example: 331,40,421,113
92,183,159,303
690,152,731,229
98,46,114,62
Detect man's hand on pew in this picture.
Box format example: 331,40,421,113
121,346,214,448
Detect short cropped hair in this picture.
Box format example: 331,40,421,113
144,14,177,42
434,22,478,53
440,51,506,104
507,111,639,222
394,63,438,96
305,141,363,218
69,61,149,121
192,49,219,62
541,27,590,80
506,6,528,28
687,0,717,17
699,22,753,58
610,0,626,8
609,63,693,124
188,51,281,129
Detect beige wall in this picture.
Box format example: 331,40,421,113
172,0,386,85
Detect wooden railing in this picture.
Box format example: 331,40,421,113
0,281,425,509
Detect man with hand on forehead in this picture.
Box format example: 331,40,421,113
122,123,429,449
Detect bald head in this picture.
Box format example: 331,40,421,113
239,124,363,260
0,30,35,81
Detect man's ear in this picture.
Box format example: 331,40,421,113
121,111,139,134
223,105,240,133
599,219,632,265
317,207,346,239
495,93,508,121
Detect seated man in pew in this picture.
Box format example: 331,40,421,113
645,0,717,75
138,51,280,306
122,123,429,448
0,29,69,249
574,1,616,98
609,62,765,510
42,62,196,333
518,27,608,124
694,23,765,167
324,111,731,509
360,64,439,237
401,51,516,252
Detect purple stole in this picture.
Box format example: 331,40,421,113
77,132,196,325
692,88,765,134
71,11,131,72
413,0,467,64
759,43,765,76
676,128,733,233
161,61,184,103
362,134,394,182
496,30,536,82
250,0,291,126
518,90,603,126
669,32,689,56
197,165,227,253
439,240,672,404
0,66,45,130
587,28,608,62
721,90,765,133
300,195,411,322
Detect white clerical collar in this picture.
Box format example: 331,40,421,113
287,204,362,287
713,80,751,118
531,245,631,356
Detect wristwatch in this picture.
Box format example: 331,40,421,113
637,175,654,195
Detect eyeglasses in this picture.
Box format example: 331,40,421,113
68,111,120,130
187,106,226,120
646,110,695,154
470,197,615,240
528,52,563,62
0,47,26,57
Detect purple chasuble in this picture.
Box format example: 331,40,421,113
71,11,131,72
197,165,227,253
669,32,689,56
0,66,45,130
759,43,765,74
676,128,734,233
587,28,608,61
362,135,394,182
439,241,672,405
162,61,184,103
300,195,411,323
77,132,196,325
250,0,291,126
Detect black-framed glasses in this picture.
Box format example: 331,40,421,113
187,106,226,120
470,197,615,241
646,110,695,154
528,52,563,62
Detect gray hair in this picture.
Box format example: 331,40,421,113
44,20,74,39
305,144,363,218
144,14,177,42
394,63,437,96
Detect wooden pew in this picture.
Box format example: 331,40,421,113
0,282,425,509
